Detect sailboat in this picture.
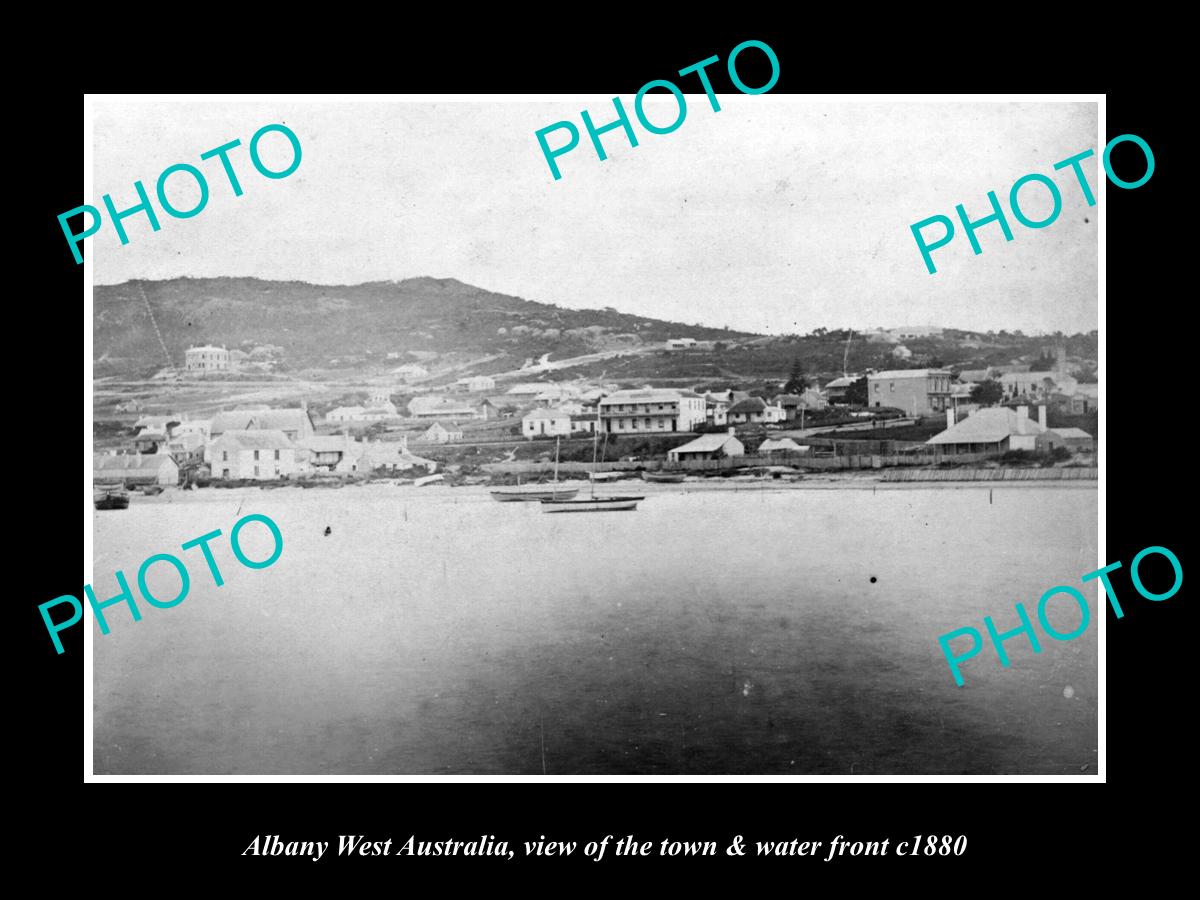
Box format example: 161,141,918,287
541,414,642,513
491,440,579,502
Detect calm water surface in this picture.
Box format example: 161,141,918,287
93,483,1098,774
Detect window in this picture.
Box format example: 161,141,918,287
645,418,651,428
890,383,895,392
274,450,280,460
254,450,260,460
222,451,228,461
874,384,880,393
254,466,260,477
632,419,638,430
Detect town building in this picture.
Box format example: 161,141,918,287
925,405,1063,454
667,429,745,461
132,429,168,453
298,433,361,471
726,397,785,425
666,338,698,349
453,375,497,393
1052,427,1095,452
407,396,484,420
522,408,571,439
774,390,827,421
209,408,315,443
1000,371,1078,402
419,423,463,444
705,399,728,427
888,326,943,340
133,414,182,434
824,376,859,404
326,406,367,423
391,363,429,380
166,431,206,466
867,369,952,414
93,453,180,486
599,388,706,434
208,430,299,480
184,345,230,372
570,414,598,434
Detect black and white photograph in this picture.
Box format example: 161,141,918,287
86,97,1099,776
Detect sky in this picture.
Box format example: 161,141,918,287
91,99,1098,335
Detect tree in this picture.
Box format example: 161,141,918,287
783,358,810,394
846,376,868,406
970,379,1003,405
1029,350,1055,372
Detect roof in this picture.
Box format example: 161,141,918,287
185,345,227,353
957,369,991,382
670,433,740,453
1054,427,1093,439
423,423,459,433
211,409,311,434
94,454,177,471
524,408,570,420
926,408,1046,445
301,435,355,451
727,398,767,414
1000,371,1056,383
600,388,701,405
759,438,807,452
774,394,803,408
824,376,858,389
868,369,950,380
327,406,366,417
134,415,180,428
211,429,294,450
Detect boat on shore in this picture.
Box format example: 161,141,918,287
641,472,685,484
414,474,445,487
94,488,130,510
589,471,625,482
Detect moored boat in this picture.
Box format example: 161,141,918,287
541,495,643,513
491,484,580,502
641,472,685,483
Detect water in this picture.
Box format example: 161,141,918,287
93,482,1098,774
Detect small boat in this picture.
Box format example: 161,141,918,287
491,484,580,502
641,472,685,484
94,488,130,510
589,470,624,482
141,484,165,495
541,422,642,513
541,495,643,513
414,474,445,487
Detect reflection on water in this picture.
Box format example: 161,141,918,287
93,483,1098,774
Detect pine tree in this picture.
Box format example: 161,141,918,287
784,358,809,394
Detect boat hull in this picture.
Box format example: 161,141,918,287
94,493,130,510
491,488,580,502
641,473,685,483
540,496,643,513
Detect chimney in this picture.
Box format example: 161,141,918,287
1016,405,1029,433
727,427,736,436
946,408,955,430
1038,405,1047,430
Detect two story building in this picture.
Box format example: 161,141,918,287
598,389,706,434
208,430,299,480
866,369,952,415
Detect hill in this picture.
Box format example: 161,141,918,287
93,277,755,378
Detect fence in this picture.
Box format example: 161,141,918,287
482,450,997,475
882,467,1097,482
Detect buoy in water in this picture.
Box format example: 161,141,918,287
324,526,332,536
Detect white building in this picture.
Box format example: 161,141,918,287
419,423,463,443
598,388,706,434
522,408,572,439
208,430,299,480
667,429,745,461
454,375,497,393
185,345,230,372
